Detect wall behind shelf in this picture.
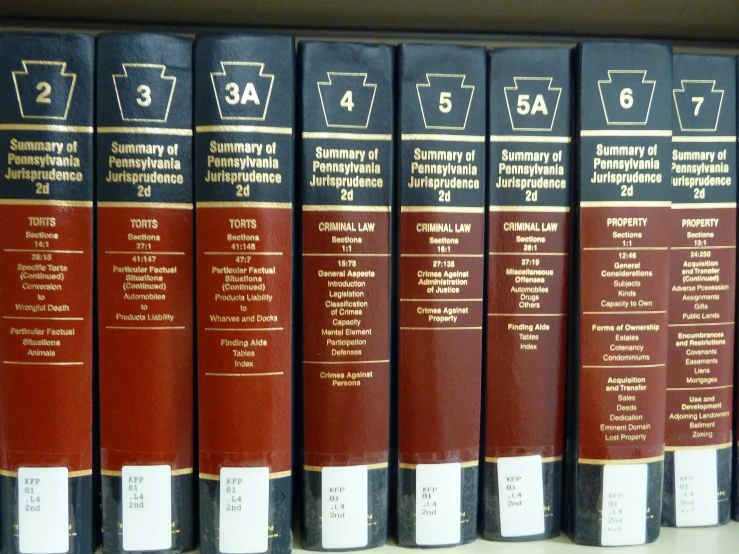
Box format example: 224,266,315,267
1,0,739,42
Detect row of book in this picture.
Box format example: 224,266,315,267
0,30,736,553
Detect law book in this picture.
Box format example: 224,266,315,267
0,31,94,554
96,33,195,554
565,41,672,546
663,54,736,528
299,41,393,551
396,43,486,548
194,34,294,554
483,47,572,541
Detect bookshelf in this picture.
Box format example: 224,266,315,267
0,1,737,553
1,0,739,43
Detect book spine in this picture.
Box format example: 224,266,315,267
0,32,94,554
194,34,294,554
482,47,572,541
567,41,672,546
96,33,194,554
663,54,736,527
396,44,486,547
299,41,393,551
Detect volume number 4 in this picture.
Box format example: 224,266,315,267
340,90,354,112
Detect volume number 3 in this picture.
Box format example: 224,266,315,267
137,84,152,107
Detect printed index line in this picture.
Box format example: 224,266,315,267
302,131,391,140
671,245,735,250
489,135,571,143
3,361,84,366
97,126,193,136
106,326,185,330
196,125,292,134
303,359,389,365
203,327,283,332
666,385,732,391
672,135,736,143
401,133,485,142
105,251,186,255
583,364,665,369
3,316,84,321
488,312,566,317
4,248,84,254
580,130,672,137
583,246,667,251
583,310,666,315
0,123,93,133
668,321,734,328
302,253,390,257
205,372,285,377
203,251,283,256
489,251,568,256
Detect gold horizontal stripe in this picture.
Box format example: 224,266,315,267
401,206,484,213
672,136,736,143
199,470,292,480
302,132,391,141
302,205,391,212
581,130,671,137
0,468,93,477
665,442,731,452
580,201,670,208
0,124,93,133
196,201,292,209
490,135,571,143
401,133,485,142
197,125,292,135
304,463,389,472
671,202,736,209
4,361,83,366
578,456,664,465
101,467,193,477
485,456,562,463
0,199,92,207
400,326,482,330
97,126,192,136
399,460,479,469
489,205,570,212
98,201,192,209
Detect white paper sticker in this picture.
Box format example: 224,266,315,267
122,465,172,551
415,463,461,546
218,467,269,554
601,464,647,546
497,455,545,537
18,467,69,554
321,465,368,549
674,448,718,527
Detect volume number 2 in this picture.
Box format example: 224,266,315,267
36,82,52,104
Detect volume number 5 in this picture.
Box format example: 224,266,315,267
439,92,452,113
137,84,152,107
